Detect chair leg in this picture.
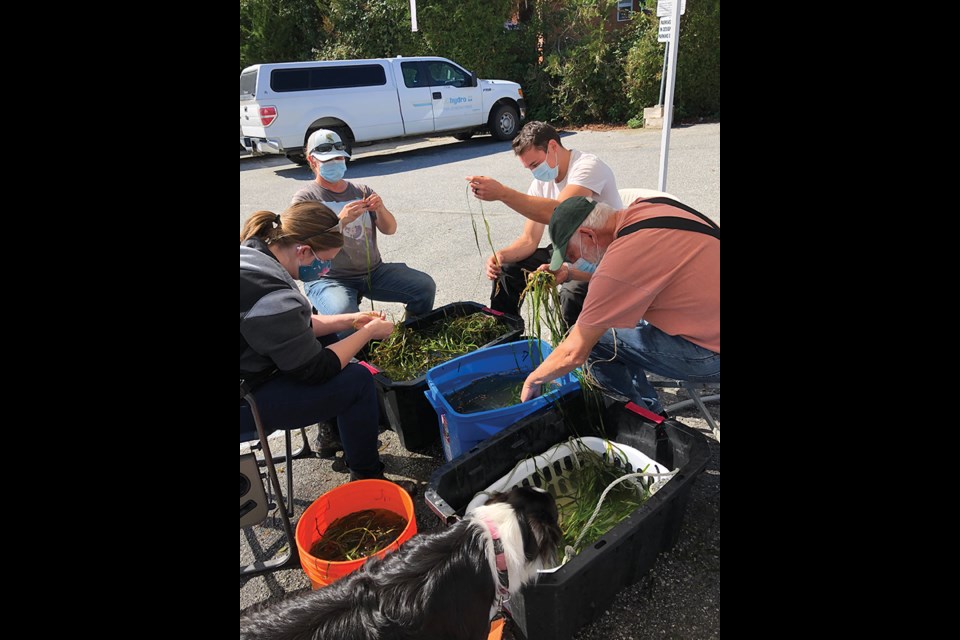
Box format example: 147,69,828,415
255,427,313,468
241,392,300,577
685,383,720,441
284,429,295,517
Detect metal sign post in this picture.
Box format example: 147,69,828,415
657,0,684,193
410,0,418,31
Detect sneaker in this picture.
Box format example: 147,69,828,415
315,421,343,459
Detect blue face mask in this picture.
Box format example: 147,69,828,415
297,246,332,282
572,258,598,274
530,147,558,183
573,233,603,274
319,161,346,182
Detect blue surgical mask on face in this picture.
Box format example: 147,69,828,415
574,233,603,274
530,146,558,183
297,246,332,282
319,161,346,182
572,258,597,274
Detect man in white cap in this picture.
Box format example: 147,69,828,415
519,196,720,414
292,129,436,334
293,129,437,458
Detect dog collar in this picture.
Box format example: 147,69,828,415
483,519,511,600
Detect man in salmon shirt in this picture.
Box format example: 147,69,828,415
519,196,720,414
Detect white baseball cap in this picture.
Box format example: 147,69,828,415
307,129,351,161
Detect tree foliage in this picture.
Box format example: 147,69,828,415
317,0,418,60
239,0,327,72
238,0,721,122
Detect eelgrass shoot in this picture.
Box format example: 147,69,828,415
465,184,503,296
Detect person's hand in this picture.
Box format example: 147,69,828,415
362,317,395,340
537,262,569,284
351,310,386,330
466,175,505,201
520,375,543,402
485,252,504,280
339,200,368,225
363,193,384,213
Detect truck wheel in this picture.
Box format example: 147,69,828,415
489,104,519,141
328,126,354,157
286,152,309,166
453,131,475,141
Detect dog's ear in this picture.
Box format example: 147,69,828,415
504,487,563,561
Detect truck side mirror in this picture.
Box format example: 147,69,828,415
471,72,479,88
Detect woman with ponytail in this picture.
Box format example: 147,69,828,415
240,201,416,494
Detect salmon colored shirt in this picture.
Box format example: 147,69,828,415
576,200,720,353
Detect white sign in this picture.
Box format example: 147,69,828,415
657,0,686,18
658,17,673,42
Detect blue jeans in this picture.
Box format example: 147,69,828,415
588,321,720,414
239,363,382,477
305,262,436,336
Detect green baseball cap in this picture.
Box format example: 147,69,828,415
549,196,598,270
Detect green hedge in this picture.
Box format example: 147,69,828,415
239,0,720,123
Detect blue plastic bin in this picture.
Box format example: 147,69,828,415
424,339,580,461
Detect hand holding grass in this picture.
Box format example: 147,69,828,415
339,200,368,225
361,317,395,340
537,262,570,284
485,252,505,280
465,175,507,201
352,310,386,330
363,193,384,214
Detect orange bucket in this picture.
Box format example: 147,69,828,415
295,479,417,589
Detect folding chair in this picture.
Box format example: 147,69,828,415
653,377,721,442
240,383,300,577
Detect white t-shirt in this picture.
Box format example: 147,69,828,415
526,149,623,209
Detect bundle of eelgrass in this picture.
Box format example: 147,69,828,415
519,269,568,347
368,313,503,380
309,509,408,562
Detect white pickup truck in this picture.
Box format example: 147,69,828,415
240,56,527,163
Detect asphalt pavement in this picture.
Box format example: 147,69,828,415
239,123,720,639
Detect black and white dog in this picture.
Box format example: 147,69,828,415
240,486,562,640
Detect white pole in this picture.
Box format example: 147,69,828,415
410,0,418,32
657,0,683,193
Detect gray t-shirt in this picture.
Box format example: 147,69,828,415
291,181,382,279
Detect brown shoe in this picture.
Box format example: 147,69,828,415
315,421,343,459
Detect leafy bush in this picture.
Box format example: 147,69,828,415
238,0,720,123
239,0,326,73
539,1,631,124
317,0,418,60
624,0,721,120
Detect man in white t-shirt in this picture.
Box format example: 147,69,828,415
466,121,622,327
